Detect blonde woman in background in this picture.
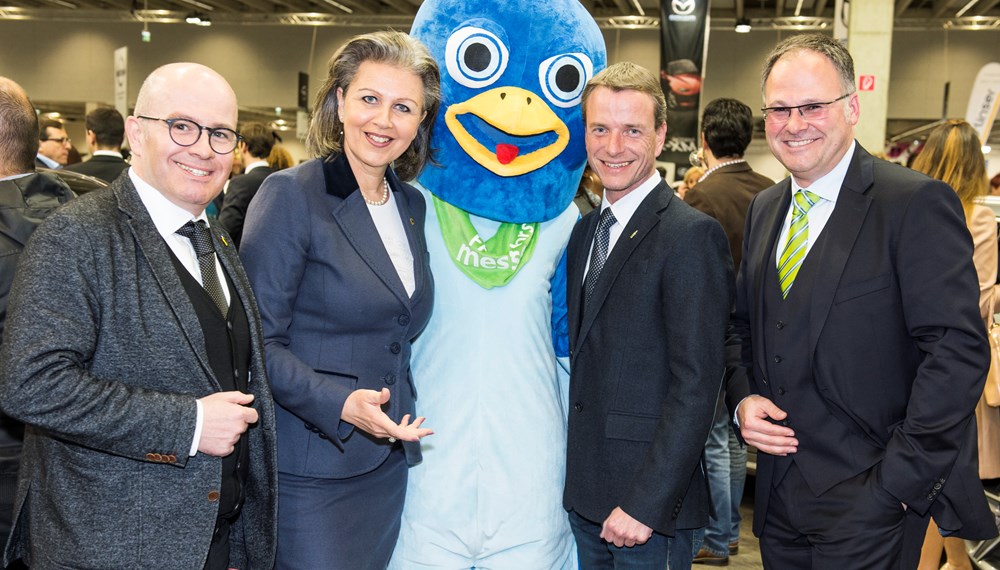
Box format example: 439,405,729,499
913,120,998,570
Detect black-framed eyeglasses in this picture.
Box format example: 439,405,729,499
42,136,71,145
136,115,242,154
761,92,854,124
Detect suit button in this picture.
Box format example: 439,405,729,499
390,342,401,354
207,491,220,502
145,453,157,461
933,483,942,490
385,374,396,385
777,387,786,395
318,433,329,440
167,454,177,463
227,321,233,330
304,422,315,431
773,355,783,363
574,402,583,412
776,321,785,329
398,314,410,326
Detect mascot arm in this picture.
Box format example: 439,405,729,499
552,249,572,417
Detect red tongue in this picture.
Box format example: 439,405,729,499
496,144,520,165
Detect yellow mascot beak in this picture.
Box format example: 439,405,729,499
444,86,570,177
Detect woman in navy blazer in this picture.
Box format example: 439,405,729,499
240,30,440,570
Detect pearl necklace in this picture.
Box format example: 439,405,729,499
698,159,747,184
364,178,390,206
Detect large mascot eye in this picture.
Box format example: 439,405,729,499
538,53,594,108
445,26,509,88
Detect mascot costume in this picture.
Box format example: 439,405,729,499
389,1,606,568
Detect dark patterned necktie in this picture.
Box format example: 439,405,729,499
176,220,229,317
584,207,617,305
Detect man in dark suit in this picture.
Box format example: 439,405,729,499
0,76,75,570
219,122,275,247
0,62,277,570
34,118,70,170
564,61,733,570
64,107,129,183
733,34,996,569
686,97,774,566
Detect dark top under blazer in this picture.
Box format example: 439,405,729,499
0,176,278,569
731,144,996,539
63,154,129,184
219,166,274,248
240,153,433,479
564,181,734,535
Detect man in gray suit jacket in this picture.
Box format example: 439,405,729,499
0,63,277,570
564,62,733,570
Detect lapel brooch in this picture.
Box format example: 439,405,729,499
629,230,638,239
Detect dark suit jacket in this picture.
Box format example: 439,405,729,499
63,154,129,184
0,176,278,569
240,153,432,480
220,166,274,248
732,144,996,539
564,181,733,534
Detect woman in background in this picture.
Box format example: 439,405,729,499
240,30,441,570
913,120,998,570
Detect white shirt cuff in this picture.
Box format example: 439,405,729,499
190,399,204,456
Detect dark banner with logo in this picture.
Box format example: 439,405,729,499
659,0,709,169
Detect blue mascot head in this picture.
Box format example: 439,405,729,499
411,0,607,223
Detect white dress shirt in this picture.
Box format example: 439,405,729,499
582,171,662,283
131,169,231,456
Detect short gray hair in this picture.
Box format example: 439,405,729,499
761,34,855,97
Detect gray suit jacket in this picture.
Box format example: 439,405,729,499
0,176,278,569
564,182,733,534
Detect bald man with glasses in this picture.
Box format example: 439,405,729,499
0,62,277,570
729,33,996,569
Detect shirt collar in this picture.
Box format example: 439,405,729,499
36,154,61,169
129,169,209,238
600,171,661,227
0,172,33,182
244,160,269,173
92,150,124,159
791,140,856,205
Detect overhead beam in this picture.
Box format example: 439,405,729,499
895,0,915,17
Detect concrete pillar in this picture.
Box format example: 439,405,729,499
848,0,894,154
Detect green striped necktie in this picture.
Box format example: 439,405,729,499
777,189,821,298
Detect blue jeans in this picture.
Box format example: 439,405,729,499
728,419,747,542
570,510,693,569
694,406,732,558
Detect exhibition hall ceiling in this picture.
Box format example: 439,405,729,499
1,0,998,29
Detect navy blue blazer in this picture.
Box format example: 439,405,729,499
241,153,433,479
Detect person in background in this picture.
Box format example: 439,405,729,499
239,30,440,570
64,107,129,183
268,144,294,171
677,165,704,200
0,77,75,570
219,122,277,248
0,62,278,570
990,172,1000,196
685,97,774,566
912,120,998,570
35,118,70,170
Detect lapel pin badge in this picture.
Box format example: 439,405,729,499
409,217,415,226
220,235,229,247
629,230,638,239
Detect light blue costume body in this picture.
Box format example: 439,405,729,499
389,0,606,568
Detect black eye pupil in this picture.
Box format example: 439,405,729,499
464,43,491,73
555,65,580,92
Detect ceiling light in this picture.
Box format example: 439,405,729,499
984,145,993,154
185,11,210,25
735,17,752,33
